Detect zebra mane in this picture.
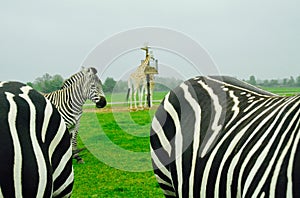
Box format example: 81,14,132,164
61,67,98,89
208,76,278,96
61,71,84,89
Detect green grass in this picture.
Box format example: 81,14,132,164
72,110,163,198
84,91,168,109
108,91,167,103
263,87,300,96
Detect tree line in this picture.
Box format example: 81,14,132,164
100,77,184,93
27,73,64,93
246,75,300,87
27,73,300,94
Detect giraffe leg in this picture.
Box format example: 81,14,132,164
139,85,144,109
132,87,138,110
143,84,148,108
149,91,153,107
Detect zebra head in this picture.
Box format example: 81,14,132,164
82,67,107,108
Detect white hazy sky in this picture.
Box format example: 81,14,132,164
1,0,299,82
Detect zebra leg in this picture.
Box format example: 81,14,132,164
70,123,84,164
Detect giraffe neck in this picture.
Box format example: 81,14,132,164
130,54,151,80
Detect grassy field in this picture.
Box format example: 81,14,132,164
72,107,163,197
72,87,299,197
263,87,300,96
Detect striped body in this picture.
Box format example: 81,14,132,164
150,76,300,197
44,67,106,163
0,81,73,197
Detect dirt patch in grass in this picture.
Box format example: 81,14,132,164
83,105,159,113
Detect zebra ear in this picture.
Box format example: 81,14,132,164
89,67,97,74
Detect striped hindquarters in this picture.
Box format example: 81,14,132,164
150,76,300,197
0,81,73,197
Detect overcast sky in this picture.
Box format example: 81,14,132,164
1,0,299,83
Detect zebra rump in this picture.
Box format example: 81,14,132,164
150,76,300,197
0,81,74,197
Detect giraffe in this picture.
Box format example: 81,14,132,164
127,52,153,110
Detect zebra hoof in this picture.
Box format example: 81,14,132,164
74,155,84,164
72,148,86,155
77,158,85,164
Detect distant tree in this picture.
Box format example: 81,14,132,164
296,76,300,87
282,78,288,86
103,77,116,93
248,76,299,87
248,75,257,85
100,77,184,93
113,80,127,92
155,77,183,91
287,76,295,87
270,79,279,87
262,79,270,87
29,73,64,93
51,74,65,90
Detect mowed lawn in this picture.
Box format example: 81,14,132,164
72,106,164,198
72,88,299,197
263,87,300,96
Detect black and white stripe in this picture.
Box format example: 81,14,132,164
0,81,73,197
44,67,106,163
150,76,300,197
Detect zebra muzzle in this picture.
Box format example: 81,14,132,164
96,97,107,108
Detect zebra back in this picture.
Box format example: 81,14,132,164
0,81,73,197
151,76,300,197
61,70,84,89
60,67,98,89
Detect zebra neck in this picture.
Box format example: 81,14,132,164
71,82,88,108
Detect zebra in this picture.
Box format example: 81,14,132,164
0,81,73,197
150,76,300,197
44,67,106,163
